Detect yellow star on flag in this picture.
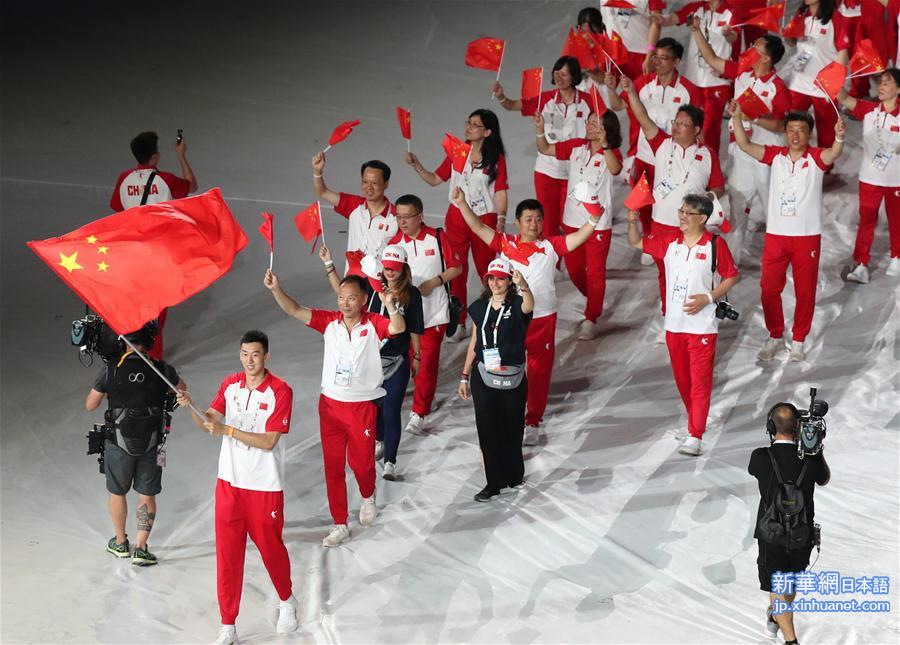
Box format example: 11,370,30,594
98,245,109,254
58,251,83,273
97,261,110,272
86,235,98,244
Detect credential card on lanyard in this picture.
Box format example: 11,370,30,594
672,275,689,303
871,148,893,172
334,357,352,387
481,304,505,371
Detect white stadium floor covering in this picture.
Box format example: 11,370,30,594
1,2,898,643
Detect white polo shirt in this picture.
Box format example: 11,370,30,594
761,146,832,236
786,15,850,99
388,225,461,329
850,101,900,187
534,89,592,179
210,371,293,492
334,193,398,260
490,232,570,319
308,310,392,402
555,138,623,230
435,153,509,216
629,72,702,163
678,1,737,88
602,0,666,54
723,62,792,147
647,131,725,227
644,231,740,334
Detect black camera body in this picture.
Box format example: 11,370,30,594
796,387,829,458
72,314,121,363
87,423,107,474
176,129,184,144
715,298,739,321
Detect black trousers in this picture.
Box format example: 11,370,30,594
471,370,527,492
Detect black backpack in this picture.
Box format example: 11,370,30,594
757,448,811,550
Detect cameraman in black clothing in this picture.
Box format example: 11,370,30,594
85,322,185,566
748,403,830,645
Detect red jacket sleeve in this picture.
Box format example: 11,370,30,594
435,157,452,182
642,233,669,260
109,171,128,212
722,60,740,80
264,381,293,433
647,129,670,155
808,147,834,171
493,154,509,191
849,99,879,120
307,309,339,334
706,148,725,190
553,138,587,161
334,193,364,219
715,236,740,279
675,1,704,24
760,145,785,166
159,172,191,199
370,313,393,340
549,235,570,257
488,231,504,253
649,0,667,11
770,78,792,119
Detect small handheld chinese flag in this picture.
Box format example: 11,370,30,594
589,83,608,115
396,107,412,140
736,86,770,120
562,26,597,71
442,133,471,173
465,37,506,72
323,120,361,152
742,3,784,32
624,172,655,211
815,61,847,99
849,39,885,77
782,14,805,39
738,48,761,74
345,250,366,277
259,212,274,269
603,32,629,72
294,202,323,245
521,67,543,117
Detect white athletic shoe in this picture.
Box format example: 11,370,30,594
322,524,350,548
765,607,780,637
359,495,377,526
213,625,239,645
757,338,787,361
678,436,702,456
577,319,598,340
674,428,687,441
382,461,396,481
788,340,806,363
846,263,869,284
374,440,384,460
523,424,540,447
885,257,900,277
276,595,299,634
404,413,425,435
640,253,655,266
445,325,468,343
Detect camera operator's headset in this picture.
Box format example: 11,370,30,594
766,402,800,439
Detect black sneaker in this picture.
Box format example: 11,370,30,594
132,545,158,566
107,536,130,558
474,486,501,502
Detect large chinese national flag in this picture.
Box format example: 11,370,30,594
27,188,248,334
744,3,784,32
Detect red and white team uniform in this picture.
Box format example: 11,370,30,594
532,89,592,237
722,59,792,251
333,193,397,272
785,12,851,148
848,100,900,266
490,232,570,428
435,152,509,323
676,1,740,149
209,371,294,625
388,226,461,418
307,310,393,525
554,138,623,323
626,72,702,233
759,145,832,343
647,129,726,307
643,232,739,438
601,0,668,79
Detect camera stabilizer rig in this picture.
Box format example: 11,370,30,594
796,387,829,458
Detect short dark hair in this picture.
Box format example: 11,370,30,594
515,198,544,219
678,105,705,129
882,67,900,87
339,274,369,296
656,37,684,61
130,131,159,164
682,194,714,219
760,35,785,66
395,194,423,214
553,56,583,87
360,160,391,182
577,7,604,33
771,403,799,435
785,111,815,132
241,329,269,353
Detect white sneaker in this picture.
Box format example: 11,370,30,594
674,428,687,441
678,436,702,456
276,595,298,634
846,263,869,284
446,324,468,343
523,424,540,446
382,461,396,481
577,319,598,340
322,524,350,548
765,607,780,637
404,413,425,435
359,495,377,526
640,253,655,266
757,338,787,361
788,340,806,363
374,440,384,460
885,257,900,277
213,625,239,645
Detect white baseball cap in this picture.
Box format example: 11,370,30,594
485,257,512,278
361,254,385,293
380,244,408,270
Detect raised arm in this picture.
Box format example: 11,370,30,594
533,113,557,156
311,152,340,207
565,209,604,252
318,244,341,294
175,137,199,193
450,187,497,246
511,270,535,315
836,87,858,112
378,290,407,336
405,152,445,186
819,119,846,167
621,76,661,141
264,269,313,323
689,16,727,75
492,81,523,112
604,74,626,110
626,209,644,250
729,102,766,162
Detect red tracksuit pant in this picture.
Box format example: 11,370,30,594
651,222,682,314
632,159,656,236
534,172,568,238
760,233,821,343
854,182,900,266
562,225,612,323
411,325,444,417
789,91,838,149
319,396,377,525
215,479,292,625
525,313,557,427
445,204,498,324
698,85,732,151
665,331,717,439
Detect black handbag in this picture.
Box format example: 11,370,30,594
435,227,463,337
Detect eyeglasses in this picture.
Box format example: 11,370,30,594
655,55,676,61
465,120,485,129
395,214,421,221
678,208,704,216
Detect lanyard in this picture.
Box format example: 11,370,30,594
480,302,507,349
665,140,699,185
232,388,260,431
